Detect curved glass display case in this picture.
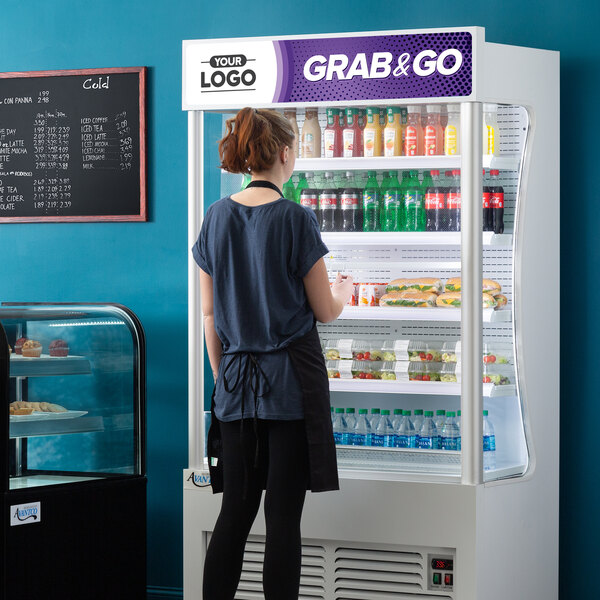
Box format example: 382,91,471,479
0,303,146,600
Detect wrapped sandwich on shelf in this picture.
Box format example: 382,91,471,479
379,291,438,307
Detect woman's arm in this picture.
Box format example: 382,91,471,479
199,268,223,380
303,259,354,323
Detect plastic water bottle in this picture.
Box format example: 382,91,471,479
369,408,381,432
331,406,335,426
456,410,462,451
345,408,356,432
434,409,446,434
391,408,403,431
372,409,395,447
352,409,372,446
418,411,440,449
412,409,424,443
333,408,349,445
483,410,497,470
441,411,460,450
395,410,417,448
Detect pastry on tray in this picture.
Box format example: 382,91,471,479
21,340,42,357
49,339,69,357
10,401,67,413
14,337,28,355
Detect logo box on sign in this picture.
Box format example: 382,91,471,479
10,502,41,526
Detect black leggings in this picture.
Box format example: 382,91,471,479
203,418,309,600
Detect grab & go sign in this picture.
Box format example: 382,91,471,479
183,28,476,109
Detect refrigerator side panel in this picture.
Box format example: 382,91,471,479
477,43,559,600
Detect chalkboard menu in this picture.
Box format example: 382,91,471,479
0,67,146,222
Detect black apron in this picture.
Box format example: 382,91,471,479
206,324,339,494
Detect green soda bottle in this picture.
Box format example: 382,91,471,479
295,172,308,204
403,170,426,232
379,172,391,230
383,170,402,232
421,170,433,195
362,170,381,232
283,177,296,202
240,173,251,190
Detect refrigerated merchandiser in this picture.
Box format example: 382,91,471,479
0,303,146,600
183,28,559,600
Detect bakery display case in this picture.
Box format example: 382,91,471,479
0,303,146,600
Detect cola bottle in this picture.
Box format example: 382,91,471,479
340,171,362,232
482,169,493,231
426,170,446,232
319,171,339,232
447,169,461,232
490,169,505,234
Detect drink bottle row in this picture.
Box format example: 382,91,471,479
278,170,505,233
332,407,497,470
283,103,500,158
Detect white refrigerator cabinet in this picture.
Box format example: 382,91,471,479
183,27,559,600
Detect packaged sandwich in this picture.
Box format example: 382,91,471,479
386,278,443,294
444,277,502,296
436,292,498,308
379,291,438,307
495,294,508,307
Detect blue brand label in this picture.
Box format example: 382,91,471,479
371,434,384,447
334,432,348,445
483,435,496,452
383,434,395,447
396,435,417,449
442,437,459,451
418,436,440,450
352,434,367,446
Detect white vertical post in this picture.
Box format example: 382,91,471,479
460,102,483,486
188,110,204,468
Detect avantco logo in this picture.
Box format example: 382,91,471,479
10,502,41,526
187,471,211,487
200,54,257,92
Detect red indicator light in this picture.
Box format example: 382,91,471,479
445,574,453,586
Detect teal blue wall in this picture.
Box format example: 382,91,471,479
1,1,596,596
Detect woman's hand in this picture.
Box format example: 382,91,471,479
303,260,354,323
331,272,354,306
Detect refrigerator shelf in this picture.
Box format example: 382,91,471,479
337,306,512,323
322,231,512,247
9,354,92,378
294,155,520,173
9,415,105,439
329,380,517,397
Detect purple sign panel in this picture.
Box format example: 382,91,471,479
273,32,472,103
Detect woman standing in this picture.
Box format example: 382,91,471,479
192,107,353,600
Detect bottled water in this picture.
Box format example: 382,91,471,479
483,410,497,471
369,408,381,432
345,408,356,432
352,408,372,446
434,409,446,433
373,409,395,447
456,410,462,451
441,411,460,450
391,408,403,431
418,411,440,449
395,410,417,448
412,409,425,432
332,408,349,445
331,406,334,425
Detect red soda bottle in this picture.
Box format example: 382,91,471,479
447,169,461,232
340,171,362,232
319,172,339,232
490,169,504,234
426,170,446,232
482,169,493,231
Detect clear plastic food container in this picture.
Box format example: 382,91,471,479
326,360,383,380
407,341,444,362
441,341,459,363
323,338,353,360
352,340,384,361
381,362,398,381
440,341,513,364
407,362,442,381
440,362,459,382
482,363,513,385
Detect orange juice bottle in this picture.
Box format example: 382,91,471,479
363,107,383,157
404,106,424,156
424,105,444,156
384,107,403,157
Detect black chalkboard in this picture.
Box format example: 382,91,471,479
0,67,146,222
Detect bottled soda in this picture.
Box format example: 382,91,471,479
395,410,417,448
424,104,444,156
340,171,362,232
283,177,296,203
447,169,461,232
345,407,357,431
426,170,446,232
319,172,339,232
352,409,372,446
373,409,394,447
483,410,497,470
382,171,402,232
441,411,460,451
332,408,349,445
299,186,320,228
490,169,505,234
417,411,440,449
295,172,308,204
482,169,493,231
421,171,433,197
369,408,381,432
362,170,381,232
403,170,426,232
323,108,344,158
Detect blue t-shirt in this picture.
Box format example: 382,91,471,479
192,196,329,421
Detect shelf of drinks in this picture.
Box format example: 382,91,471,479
294,155,520,173
329,380,516,398
322,231,512,247
337,307,512,323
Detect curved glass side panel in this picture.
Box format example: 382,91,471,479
1,304,144,491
